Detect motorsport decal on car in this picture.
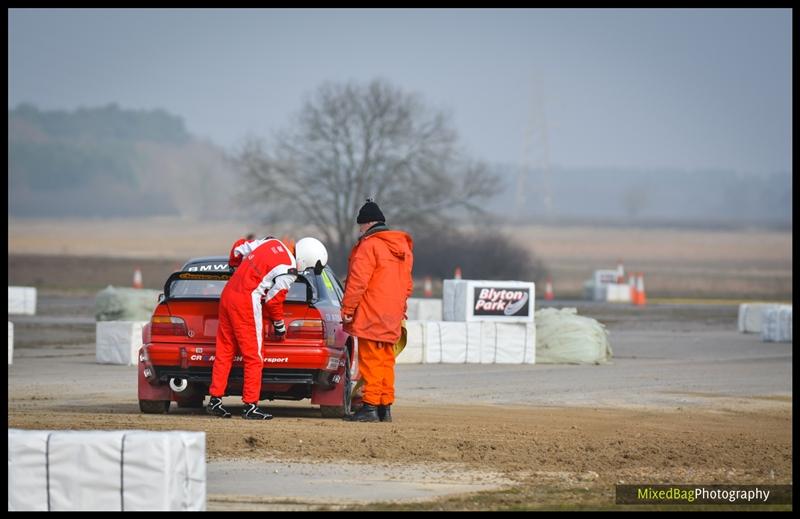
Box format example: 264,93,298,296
473,287,531,317
178,272,231,280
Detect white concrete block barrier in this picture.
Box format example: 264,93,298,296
96,321,148,365
397,320,535,364
738,303,782,333
8,286,37,315
406,298,443,321
761,305,792,343
605,283,632,303
8,321,13,365
8,429,206,511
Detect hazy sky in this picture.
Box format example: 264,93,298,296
8,8,792,175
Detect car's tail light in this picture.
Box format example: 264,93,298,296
151,316,188,336
287,319,324,339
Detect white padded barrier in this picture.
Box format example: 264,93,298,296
397,321,425,364
605,283,632,303
405,320,535,364
738,303,782,333
8,321,13,365
8,286,37,315
96,321,148,365
406,298,442,321
761,305,792,343
8,429,206,511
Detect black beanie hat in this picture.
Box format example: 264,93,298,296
356,198,385,224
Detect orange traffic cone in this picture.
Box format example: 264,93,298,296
133,268,143,289
634,273,647,306
423,276,433,297
616,259,625,284
544,278,554,300
454,266,462,280
628,274,637,304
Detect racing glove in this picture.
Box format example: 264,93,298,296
273,320,286,340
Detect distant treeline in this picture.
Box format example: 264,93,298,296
490,164,792,229
8,103,236,219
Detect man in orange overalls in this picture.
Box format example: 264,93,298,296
342,199,414,423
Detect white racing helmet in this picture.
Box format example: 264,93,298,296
295,237,328,273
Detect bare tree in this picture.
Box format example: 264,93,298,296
235,79,500,269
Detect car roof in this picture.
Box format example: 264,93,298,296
181,256,230,272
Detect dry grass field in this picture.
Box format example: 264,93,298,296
8,217,792,300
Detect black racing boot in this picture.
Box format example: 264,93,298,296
378,405,392,423
242,403,273,420
349,403,379,422
206,396,232,418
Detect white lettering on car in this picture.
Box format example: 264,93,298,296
264,357,289,363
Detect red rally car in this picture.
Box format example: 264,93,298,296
137,256,359,417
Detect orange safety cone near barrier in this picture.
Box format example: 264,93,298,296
544,278,554,300
634,273,647,306
628,274,637,304
423,276,433,297
454,267,462,280
133,268,143,289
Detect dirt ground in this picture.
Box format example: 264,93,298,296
8,400,792,510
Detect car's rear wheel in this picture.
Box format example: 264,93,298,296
139,399,170,414
320,349,352,418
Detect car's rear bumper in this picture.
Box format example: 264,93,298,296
151,365,335,388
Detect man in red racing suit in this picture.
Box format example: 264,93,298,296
207,236,296,420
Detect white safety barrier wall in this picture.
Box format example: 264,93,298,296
535,307,612,364
8,286,37,315
397,321,425,364
406,298,443,321
761,305,792,343
96,321,148,365
8,429,206,511
397,320,535,364
605,283,632,303
442,280,535,322
738,303,783,333
8,321,13,365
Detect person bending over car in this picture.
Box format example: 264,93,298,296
207,235,328,420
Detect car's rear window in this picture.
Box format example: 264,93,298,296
167,276,311,302
168,279,227,298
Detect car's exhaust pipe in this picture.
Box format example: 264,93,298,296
169,378,188,392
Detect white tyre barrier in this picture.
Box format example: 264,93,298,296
8,429,206,511
8,286,37,315
96,321,148,366
738,303,782,333
761,305,792,343
401,320,535,364
405,298,443,321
